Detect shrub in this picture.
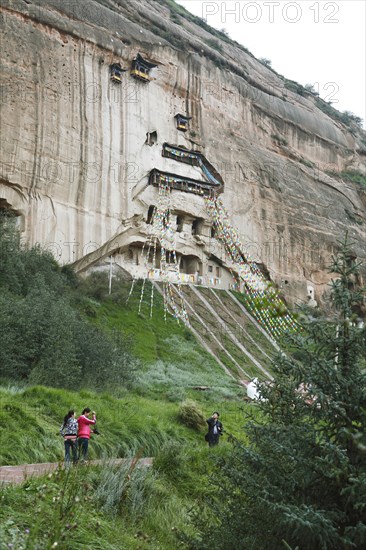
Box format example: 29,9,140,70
153,441,187,482
271,133,288,146
259,57,272,67
0,217,136,391
178,400,206,431
340,170,366,188
299,158,315,168
304,83,319,95
166,387,186,402
94,456,156,517
170,12,180,23
206,38,224,53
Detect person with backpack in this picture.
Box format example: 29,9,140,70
60,410,78,465
77,408,96,462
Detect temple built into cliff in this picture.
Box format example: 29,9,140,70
110,63,126,83
1,0,365,335
175,114,192,132
130,53,157,82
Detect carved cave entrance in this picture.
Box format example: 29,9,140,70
0,198,24,230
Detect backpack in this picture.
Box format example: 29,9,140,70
60,418,78,437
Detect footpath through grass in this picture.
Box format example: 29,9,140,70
0,442,228,549
0,385,250,466
0,385,257,549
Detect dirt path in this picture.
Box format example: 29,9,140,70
0,458,153,485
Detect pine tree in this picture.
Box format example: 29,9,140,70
190,236,366,550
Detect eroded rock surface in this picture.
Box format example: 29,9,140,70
1,0,365,307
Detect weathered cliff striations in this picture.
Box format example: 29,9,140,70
1,0,365,308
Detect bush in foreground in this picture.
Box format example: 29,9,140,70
178,400,206,431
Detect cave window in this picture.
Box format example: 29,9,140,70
162,211,170,228
147,205,155,224
208,265,213,273
165,251,175,264
0,199,24,231
192,219,202,236
216,266,220,277
176,215,184,232
127,248,134,260
145,131,157,146
210,226,216,238
148,250,155,264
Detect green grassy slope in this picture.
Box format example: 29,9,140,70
0,384,255,549
0,441,227,549
0,385,249,466
0,222,267,549
77,276,248,400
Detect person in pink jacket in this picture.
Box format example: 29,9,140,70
77,407,96,461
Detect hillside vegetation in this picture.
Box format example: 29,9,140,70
1,383,248,549
0,213,243,400
0,212,255,548
2,217,364,549
0,384,248,467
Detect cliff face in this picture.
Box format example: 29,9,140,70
1,0,365,307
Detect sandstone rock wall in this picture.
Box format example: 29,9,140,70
1,0,365,307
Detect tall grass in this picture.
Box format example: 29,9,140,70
0,464,148,549
94,454,157,517
0,385,249,466
0,440,228,549
0,383,256,548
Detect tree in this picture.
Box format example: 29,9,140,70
341,111,364,128
0,214,136,391
304,83,319,96
189,236,366,550
259,57,272,67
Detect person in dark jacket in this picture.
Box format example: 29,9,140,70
206,411,223,447
60,410,78,466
